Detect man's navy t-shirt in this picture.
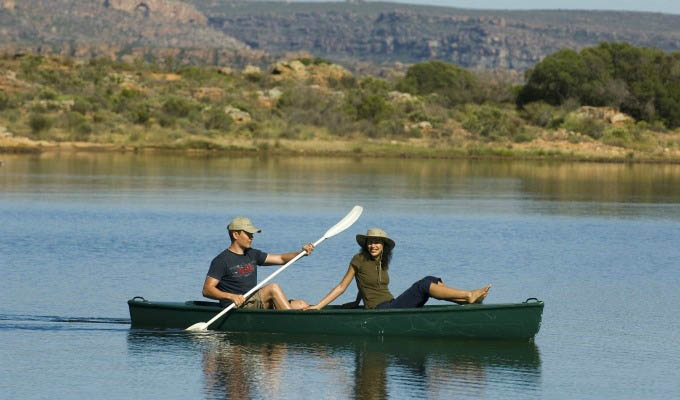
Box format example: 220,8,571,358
207,248,268,306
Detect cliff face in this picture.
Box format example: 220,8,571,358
1,1,680,71
202,4,680,70
0,0,258,65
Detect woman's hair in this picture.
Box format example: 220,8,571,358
361,240,392,270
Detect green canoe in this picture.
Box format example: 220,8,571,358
128,296,544,341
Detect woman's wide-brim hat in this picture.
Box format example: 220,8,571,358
356,228,395,250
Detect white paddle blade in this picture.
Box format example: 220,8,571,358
323,205,363,239
186,322,209,331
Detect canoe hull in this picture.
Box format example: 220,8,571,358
128,297,544,341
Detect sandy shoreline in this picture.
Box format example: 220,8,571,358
2,135,680,163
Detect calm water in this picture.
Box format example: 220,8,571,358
1,153,679,399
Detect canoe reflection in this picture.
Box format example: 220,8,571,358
127,331,541,399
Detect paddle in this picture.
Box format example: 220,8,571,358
185,205,364,331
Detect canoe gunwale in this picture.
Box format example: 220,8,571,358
127,297,544,315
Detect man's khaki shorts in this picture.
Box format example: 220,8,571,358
241,290,266,309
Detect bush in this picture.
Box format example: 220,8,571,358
297,57,331,66
71,97,93,114
128,102,151,124
0,91,9,110
29,114,52,133
350,92,391,122
461,104,522,140
162,96,198,118
398,60,479,106
278,86,348,129
204,108,233,131
561,115,606,139
519,101,557,127
602,127,633,147
344,79,393,123
38,88,59,100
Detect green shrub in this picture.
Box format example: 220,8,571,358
19,55,43,79
513,131,536,143
128,103,151,124
602,126,633,147
336,78,392,125
278,86,348,129
561,115,606,139
71,97,93,114
461,104,522,140
29,113,52,133
398,60,479,106
0,91,9,110
179,66,217,83
158,114,176,128
297,57,331,66
38,88,59,100
162,96,197,118
520,101,557,127
204,108,233,131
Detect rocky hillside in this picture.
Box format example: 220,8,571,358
196,1,680,70
0,0,260,65
1,0,679,70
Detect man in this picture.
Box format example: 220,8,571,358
202,216,313,310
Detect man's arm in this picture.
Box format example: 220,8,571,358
264,243,314,265
202,276,245,307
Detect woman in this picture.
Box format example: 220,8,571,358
305,228,491,310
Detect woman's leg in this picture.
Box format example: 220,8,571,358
428,281,491,304
382,276,441,309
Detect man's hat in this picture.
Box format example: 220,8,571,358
227,217,261,233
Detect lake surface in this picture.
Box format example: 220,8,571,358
1,152,679,399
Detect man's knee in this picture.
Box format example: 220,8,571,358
262,282,282,294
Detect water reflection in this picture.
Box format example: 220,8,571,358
3,153,680,211
127,331,541,399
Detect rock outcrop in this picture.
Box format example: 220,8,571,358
105,0,206,25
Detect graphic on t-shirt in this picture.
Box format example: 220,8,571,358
236,263,255,276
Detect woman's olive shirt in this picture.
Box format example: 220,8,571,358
350,252,394,309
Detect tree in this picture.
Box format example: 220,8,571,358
398,60,479,106
517,43,680,128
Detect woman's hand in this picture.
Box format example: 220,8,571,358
303,304,322,311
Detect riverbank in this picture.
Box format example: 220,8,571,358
3,53,680,164
3,131,680,163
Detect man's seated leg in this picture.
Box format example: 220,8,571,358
258,283,292,310
241,291,266,309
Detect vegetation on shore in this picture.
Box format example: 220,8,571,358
1,42,679,162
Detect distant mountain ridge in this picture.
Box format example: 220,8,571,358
194,1,680,70
1,0,679,70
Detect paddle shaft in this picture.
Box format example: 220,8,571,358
202,236,326,328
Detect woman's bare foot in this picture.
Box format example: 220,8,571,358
468,284,491,304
